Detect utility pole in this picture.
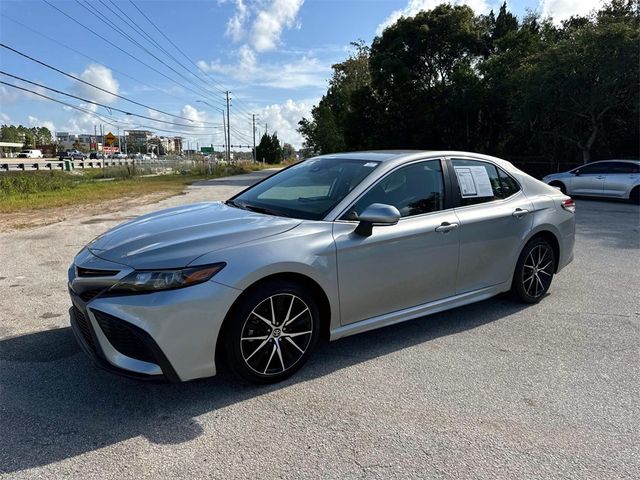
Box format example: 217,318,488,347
222,112,227,159
265,123,268,136
225,91,231,162
252,114,256,163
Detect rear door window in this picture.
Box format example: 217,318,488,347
452,159,520,206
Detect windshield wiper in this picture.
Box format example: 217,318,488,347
228,200,290,218
242,204,290,218
225,199,244,209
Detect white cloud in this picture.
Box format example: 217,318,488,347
197,53,328,90
226,0,248,42
27,115,56,133
223,0,304,52
539,0,603,24
377,0,491,35
252,0,304,52
257,98,315,149
0,112,12,124
74,64,120,104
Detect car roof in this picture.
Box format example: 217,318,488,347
586,159,640,164
312,150,515,167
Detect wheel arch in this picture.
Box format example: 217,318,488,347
522,229,561,273
215,271,332,370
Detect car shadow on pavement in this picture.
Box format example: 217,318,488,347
0,295,529,473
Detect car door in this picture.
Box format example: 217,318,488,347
569,162,608,196
602,161,640,198
333,158,460,325
449,158,534,294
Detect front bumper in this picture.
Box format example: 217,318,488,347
68,255,242,382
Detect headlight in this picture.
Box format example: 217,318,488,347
109,263,226,293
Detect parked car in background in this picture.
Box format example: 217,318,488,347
59,150,86,161
543,160,640,204
89,152,106,160
68,151,575,384
17,149,44,159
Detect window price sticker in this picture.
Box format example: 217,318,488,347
454,166,494,197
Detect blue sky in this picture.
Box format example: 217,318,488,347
0,0,602,148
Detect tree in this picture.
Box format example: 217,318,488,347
282,143,296,160
298,41,371,154
298,1,639,166
514,3,639,163
255,132,282,164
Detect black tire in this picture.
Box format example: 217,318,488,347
222,280,320,384
511,237,556,304
630,187,639,205
549,181,566,194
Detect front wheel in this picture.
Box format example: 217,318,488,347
511,238,556,303
223,280,320,384
630,187,639,205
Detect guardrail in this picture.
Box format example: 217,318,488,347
1,160,138,172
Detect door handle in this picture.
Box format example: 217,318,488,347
512,208,529,219
435,222,459,233
596,176,605,179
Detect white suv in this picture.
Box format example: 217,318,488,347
17,149,44,159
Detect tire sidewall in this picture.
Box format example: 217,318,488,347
223,280,320,384
512,238,555,304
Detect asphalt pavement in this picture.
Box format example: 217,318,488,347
0,171,638,479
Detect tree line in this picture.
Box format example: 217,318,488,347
298,0,639,169
1,124,53,147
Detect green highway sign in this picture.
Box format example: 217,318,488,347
200,147,214,153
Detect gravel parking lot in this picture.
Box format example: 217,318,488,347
1,170,638,479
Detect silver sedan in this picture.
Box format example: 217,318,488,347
543,159,639,203
68,151,576,383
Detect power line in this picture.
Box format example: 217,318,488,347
39,0,225,106
128,0,257,116
106,0,227,105
0,43,219,126
73,0,224,106
129,0,233,98
0,81,224,138
0,13,202,107
0,71,223,130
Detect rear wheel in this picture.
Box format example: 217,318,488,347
549,181,566,194
511,238,555,304
630,186,639,205
223,280,320,384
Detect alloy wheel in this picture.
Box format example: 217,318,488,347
240,293,314,376
522,244,554,298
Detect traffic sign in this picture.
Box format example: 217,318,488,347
200,146,214,153
104,132,117,146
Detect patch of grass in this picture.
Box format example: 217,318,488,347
0,161,289,213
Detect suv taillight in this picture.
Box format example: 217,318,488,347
561,198,575,213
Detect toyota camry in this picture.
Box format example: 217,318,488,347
68,151,575,383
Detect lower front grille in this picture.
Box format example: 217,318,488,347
73,306,96,351
79,289,104,302
93,311,157,363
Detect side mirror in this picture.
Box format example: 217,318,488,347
573,169,580,176
354,203,401,237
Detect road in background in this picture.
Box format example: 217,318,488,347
0,171,638,479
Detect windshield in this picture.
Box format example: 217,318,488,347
229,157,381,220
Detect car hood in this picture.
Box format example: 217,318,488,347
87,202,302,269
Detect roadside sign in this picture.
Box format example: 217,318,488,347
200,146,214,153
104,132,117,146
